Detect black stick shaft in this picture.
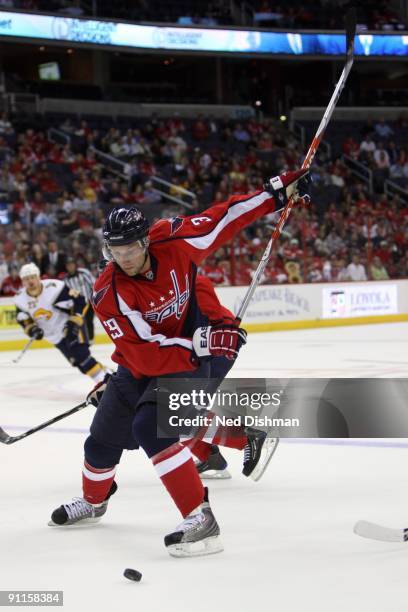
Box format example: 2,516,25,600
236,9,356,324
0,400,89,445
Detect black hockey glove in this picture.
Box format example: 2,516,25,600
26,324,44,341
63,314,84,346
86,373,111,408
264,168,311,208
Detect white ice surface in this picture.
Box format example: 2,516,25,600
1,323,408,612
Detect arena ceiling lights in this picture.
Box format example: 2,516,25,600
0,10,407,57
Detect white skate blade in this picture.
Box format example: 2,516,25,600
167,535,224,558
48,516,103,527
200,469,232,480
354,520,408,543
251,437,280,482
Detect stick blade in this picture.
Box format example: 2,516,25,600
0,427,12,444
354,520,408,543
345,7,357,54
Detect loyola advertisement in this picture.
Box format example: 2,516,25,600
322,284,398,318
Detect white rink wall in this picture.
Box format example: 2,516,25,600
215,279,408,330
0,279,407,349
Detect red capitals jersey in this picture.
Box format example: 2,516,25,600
92,190,275,378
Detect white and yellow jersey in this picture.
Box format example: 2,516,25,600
15,279,81,345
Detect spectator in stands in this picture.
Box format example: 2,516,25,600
0,265,22,296
200,256,228,285
0,252,8,286
361,214,377,243
141,181,162,205
323,229,344,254
40,240,67,276
346,253,368,281
374,239,392,266
30,243,43,271
396,251,408,277
72,187,92,213
322,256,335,282
34,203,54,226
373,217,389,246
0,112,13,135
192,116,209,141
0,112,405,290
307,259,323,283
374,117,394,139
330,165,346,188
373,144,390,170
233,123,250,143
390,158,405,181
370,255,390,280
359,134,377,159
74,222,101,256
57,202,80,236
342,135,360,160
336,258,349,282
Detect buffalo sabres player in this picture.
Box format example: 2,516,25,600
15,263,107,383
49,169,310,557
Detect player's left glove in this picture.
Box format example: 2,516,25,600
86,372,111,408
63,314,84,346
264,168,311,208
193,323,247,361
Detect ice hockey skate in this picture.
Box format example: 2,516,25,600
164,488,223,557
48,482,117,526
195,445,232,480
242,430,279,482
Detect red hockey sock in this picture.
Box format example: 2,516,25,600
82,461,116,504
194,412,248,451
213,431,247,450
152,442,204,517
182,438,212,462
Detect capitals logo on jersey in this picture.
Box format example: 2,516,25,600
145,269,189,324
169,216,184,235
92,285,110,307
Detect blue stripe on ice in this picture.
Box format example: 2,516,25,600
3,425,408,448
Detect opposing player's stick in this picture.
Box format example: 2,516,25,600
354,520,408,543
0,400,89,445
12,337,35,364
235,8,356,324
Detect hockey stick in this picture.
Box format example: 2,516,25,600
12,337,35,364
235,8,356,324
354,520,408,543
0,400,89,445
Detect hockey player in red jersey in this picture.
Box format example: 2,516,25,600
49,169,310,557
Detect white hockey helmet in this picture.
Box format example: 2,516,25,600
19,263,41,279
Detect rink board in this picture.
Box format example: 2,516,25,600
0,279,407,350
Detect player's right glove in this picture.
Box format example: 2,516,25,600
193,323,247,361
86,372,111,408
63,314,84,346
264,168,311,207
26,323,44,340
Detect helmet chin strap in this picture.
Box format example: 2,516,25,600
139,248,149,273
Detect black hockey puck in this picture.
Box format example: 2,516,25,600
124,568,142,582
